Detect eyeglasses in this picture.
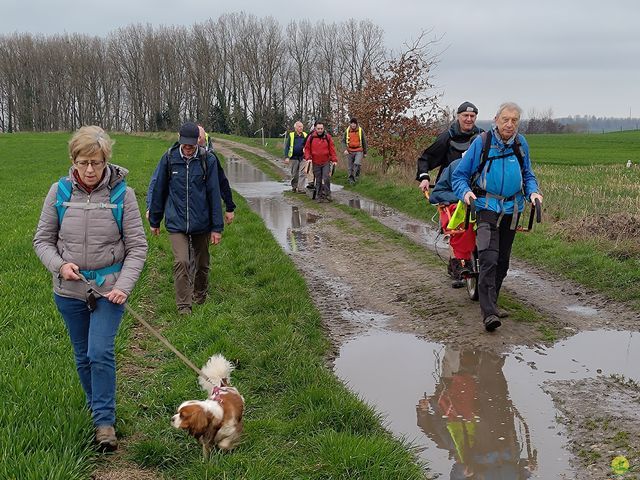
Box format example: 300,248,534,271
75,160,106,169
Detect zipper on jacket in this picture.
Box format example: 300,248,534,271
186,161,190,233
85,193,90,270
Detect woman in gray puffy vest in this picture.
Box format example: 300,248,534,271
33,126,148,451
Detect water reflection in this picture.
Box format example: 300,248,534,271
348,197,394,217
416,348,536,479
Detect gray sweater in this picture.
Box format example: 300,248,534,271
33,164,148,300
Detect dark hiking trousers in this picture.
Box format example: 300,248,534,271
476,210,519,319
169,232,210,309
313,163,332,199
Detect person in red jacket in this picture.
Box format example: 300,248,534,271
304,120,338,203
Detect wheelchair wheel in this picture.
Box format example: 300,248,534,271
465,250,479,301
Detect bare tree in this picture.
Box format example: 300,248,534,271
344,33,443,172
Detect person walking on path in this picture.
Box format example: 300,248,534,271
416,101,483,285
452,102,543,332
283,120,308,193
343,117,367,184
148,121,224,315
197,125,236,224
146,125,235,224
33,126,148,451
304,120,338,203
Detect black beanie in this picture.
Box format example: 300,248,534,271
457,101,478,114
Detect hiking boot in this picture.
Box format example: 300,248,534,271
348,176,355,184
177,306,192,315
291,187,297,192
448,258,464,288
296,189,307,194
306,184,315,190
95,425,117,452
483,315,502,332
497,309,510,319
193,294,207,305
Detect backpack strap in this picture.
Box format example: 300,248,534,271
109,180,127,234
55,177,73,226
475,130,525,176
55,176,126,235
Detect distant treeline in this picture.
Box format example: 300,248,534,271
556,116,640,133
0,14,387,135
478,115,640,134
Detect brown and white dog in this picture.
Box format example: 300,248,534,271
171,354,244,456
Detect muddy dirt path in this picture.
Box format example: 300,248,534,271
216,139,640,480
217,139,640,339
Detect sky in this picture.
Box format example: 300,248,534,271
2,0,638,120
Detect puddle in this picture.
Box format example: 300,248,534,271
564,304,599,316
348,197,394,217
334,330,639,478
341,195,447,249
224,157,323,252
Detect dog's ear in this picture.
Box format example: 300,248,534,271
179,405,212,437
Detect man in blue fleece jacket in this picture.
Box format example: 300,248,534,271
452,102,543,332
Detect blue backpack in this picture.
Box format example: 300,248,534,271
55,177,127,235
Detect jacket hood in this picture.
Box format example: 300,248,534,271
67,162,128,191
449,120,481,139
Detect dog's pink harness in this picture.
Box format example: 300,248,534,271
211,386,227,403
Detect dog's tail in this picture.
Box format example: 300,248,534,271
199,354,235,392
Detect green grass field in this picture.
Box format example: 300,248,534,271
527,130,640,165
0,132,426,479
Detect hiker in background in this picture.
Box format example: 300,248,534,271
416,101,483,285
343,117,367,184
304,120,338,203
283,120,308,193
146,125,235,224
148,121,224,315
197,125,236,224
33,126,147,452
452,102,543,332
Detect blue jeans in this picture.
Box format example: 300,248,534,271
54,294,125,426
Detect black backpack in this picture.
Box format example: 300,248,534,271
165,143,208,180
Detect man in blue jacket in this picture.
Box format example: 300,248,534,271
452,103,543,332
149,122,224,315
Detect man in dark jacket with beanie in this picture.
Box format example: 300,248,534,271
416,101,483,286
149,121,224,315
